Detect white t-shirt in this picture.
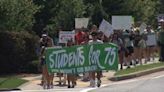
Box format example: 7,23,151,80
88,39,103,45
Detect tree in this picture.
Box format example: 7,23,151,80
159,0,164,13
33,0,86,36
32,0,160,34
122,0,159,25
0,0,40,31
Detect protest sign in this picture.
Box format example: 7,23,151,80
59,31,75,43
146,33,157,46
75,18,89,29
45,43,118,74
112,16,133,30
140,23,147,34
99,19,113,37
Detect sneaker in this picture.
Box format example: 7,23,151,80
47,85,50,89
92,80,95,87
43,82,46,89
71,85,75,88
50,84,53,89
90,79,95,87
59,82,61,85
97,80,101,87
68,85,71,88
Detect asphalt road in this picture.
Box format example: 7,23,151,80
18,71,164,92
90,74,164,92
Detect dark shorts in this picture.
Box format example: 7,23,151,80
125,46,134,57
40,58,46,65
118,47,126,53
147,45,155,48
134,41,140,48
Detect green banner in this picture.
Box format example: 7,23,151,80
45,43,118,74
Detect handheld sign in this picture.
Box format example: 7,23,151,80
112,16,133,30
46,43,118,74
146,33,157,46
59,31,75,43
140,23,147,34
99,19,113,37
75,18,89,29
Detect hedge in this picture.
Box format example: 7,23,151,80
0,31,40,74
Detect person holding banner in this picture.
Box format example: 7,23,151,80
75,29,86,45
80,32,90,81
88,31,103,87
39,32,54,89
66,39,77,88
89,25,98,40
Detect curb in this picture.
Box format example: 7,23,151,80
109,66,164,81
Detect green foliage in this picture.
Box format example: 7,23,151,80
32,0,163,33
33,0,86,35
123,0,159,24
45,0,86,31
0,0,40,31
0,31,39,74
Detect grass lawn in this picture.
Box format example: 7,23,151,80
115,62,164,76
0,76,27,89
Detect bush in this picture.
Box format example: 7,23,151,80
0,31,40,74
24,60,41,73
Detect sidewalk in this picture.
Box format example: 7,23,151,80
19,58,161,91
19,71,115,90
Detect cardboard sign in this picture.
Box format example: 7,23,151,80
75,18,89,29
146,34,157,46
112,16,133,30
99,19,113,37
59,31,75,43
140,23,147,34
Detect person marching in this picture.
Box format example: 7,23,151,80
88,31,103,87
138,33,147,64
110,32,124,69
145,26,156,62
123,30,134,68
39,32,54,89
133,30,141,65
66,39,77,88
158,19,164,62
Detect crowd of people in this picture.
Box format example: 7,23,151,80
38,20,164,89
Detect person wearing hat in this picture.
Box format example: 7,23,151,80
158,19,164,62
88,31,103,87
39,31,54,89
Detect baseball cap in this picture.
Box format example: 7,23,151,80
42,34,47,37
159,19,164,22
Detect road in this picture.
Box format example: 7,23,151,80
90,72,164,92
18,71,164,92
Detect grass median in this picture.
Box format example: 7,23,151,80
115,62,164,76
0,76,27,89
